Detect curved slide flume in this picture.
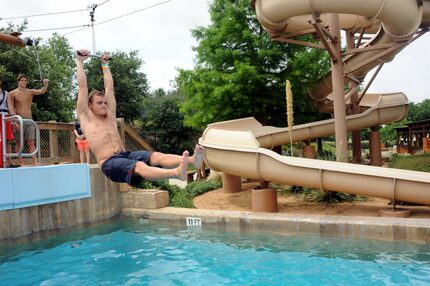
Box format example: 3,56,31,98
254,0,430,103
199,93,430,205
200,0,430,205
205,93,407,149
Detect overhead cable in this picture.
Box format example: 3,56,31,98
24,24,90,32
0,9,88,21
97,0,173,26
97,0,112,7
63,26,91,36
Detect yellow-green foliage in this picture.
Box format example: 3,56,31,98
286,80,294,133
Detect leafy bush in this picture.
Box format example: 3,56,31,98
274,185,304,195
138,180,181,195
389,153,430,172
316,149,336,161
137,178,221,208
301,189,365,204
186,180,222,197
273,184,366,205
169,191,194,208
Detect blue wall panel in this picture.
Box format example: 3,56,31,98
0,164,91,210
0,170,14,210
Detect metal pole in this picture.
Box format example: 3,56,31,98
90,4,97,54
346,30,362,163
1,113,6,167
328,14,348,163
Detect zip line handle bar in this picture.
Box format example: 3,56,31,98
76,50,111,60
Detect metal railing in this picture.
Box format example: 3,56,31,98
1,113,41,167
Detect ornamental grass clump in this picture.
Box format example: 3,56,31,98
286,80,294,155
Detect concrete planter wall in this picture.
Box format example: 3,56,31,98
0,166,121,240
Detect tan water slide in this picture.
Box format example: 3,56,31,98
254,0,430,103
199,0,430,205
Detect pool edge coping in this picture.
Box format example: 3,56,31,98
121,207,430,244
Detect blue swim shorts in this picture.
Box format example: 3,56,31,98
101,150,152,187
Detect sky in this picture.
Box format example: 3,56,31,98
1,0,429,103
1,0,212,91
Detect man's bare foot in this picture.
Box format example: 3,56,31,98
178,151,189,181
191,145,205,169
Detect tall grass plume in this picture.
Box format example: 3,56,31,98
286,80,294,155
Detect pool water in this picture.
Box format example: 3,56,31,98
0,218,429,286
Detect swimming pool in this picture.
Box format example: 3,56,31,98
0,218,429,285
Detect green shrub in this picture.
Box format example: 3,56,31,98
185,180,222,197
389,153,430,172
169,191,194,208
275,185,304,195
274,184,366,205
272,184,291,195
301,189,365,204
316,149,336,161
137,178,221,208
138,180,181,195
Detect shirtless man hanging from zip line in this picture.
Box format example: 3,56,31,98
75,49,205,186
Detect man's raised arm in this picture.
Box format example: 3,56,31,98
31,79,49,96
76,50,90,117
101,54,116,116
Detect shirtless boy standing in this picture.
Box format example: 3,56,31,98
8,75,49,165
75,50,204,186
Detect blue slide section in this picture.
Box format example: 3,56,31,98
0,164,91,211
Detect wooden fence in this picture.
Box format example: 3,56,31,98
12,119,153,165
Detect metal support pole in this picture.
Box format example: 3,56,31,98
328,14,348,162
346,30,362,163
90,4,97,54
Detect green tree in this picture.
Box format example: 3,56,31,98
31,34,75,122
379,99,430,147
176,0,330,129
84,50,148,122
407,100,430,122
139,88,200,154
0,24,75,122
380,120,406,146
0,22,39,92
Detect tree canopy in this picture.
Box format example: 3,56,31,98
1,22,148,123
176,0,330,129
407,100,430,122
84,50,149,122
138,89,199,154
0,24,75,122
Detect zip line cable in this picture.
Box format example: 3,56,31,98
3,0,174,45
25,24,90,32
6,0,172,34
96,0,173,26
0,9,88,21
63,26,91,36
0,0,112,21
97,0,111,8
